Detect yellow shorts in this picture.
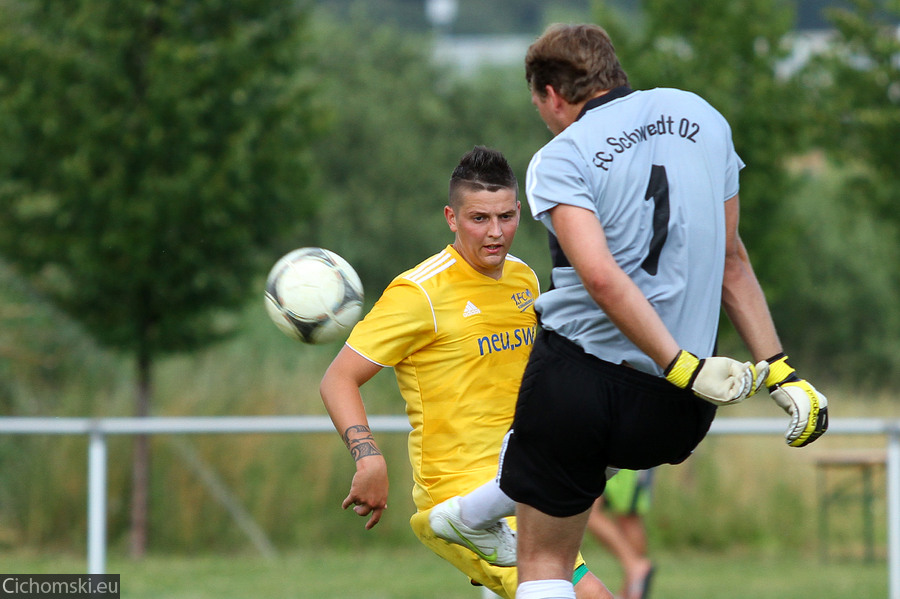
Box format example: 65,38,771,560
410,508,589,599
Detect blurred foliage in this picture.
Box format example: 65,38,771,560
1,0,900,555
802,0,900,221
0,0,325,557
312,0,893,33
0,0,322,357
0,261,131,416
313,0,593,34
3,0,895,388
787,0,900,379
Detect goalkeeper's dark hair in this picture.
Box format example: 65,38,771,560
448,146,518,210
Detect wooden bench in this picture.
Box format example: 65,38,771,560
815,449,887,561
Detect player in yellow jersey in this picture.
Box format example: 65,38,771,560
320,146,609,598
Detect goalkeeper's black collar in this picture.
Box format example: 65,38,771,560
576,86,633,121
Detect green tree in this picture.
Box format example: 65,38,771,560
803,0,900,221
791,0,900,380
0,0,321,556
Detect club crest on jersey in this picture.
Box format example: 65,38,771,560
511,289,535,312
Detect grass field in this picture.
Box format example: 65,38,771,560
1,542,887,599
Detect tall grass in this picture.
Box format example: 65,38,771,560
0,261,896,561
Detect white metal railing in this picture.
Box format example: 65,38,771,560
0,416,897,599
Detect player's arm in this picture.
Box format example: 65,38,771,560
721,195,828,446
320,345,388,528
550,204,680,368
721,194,782,360
550,203,761,405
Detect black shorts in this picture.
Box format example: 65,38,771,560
498,330,717,518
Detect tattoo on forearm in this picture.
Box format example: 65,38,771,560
350,442,382,461
342,424,373,446
342,424,382,462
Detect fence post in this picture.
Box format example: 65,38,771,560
888,427,900,599
87,429,107,575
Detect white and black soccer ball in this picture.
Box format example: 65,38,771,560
264,247,364,344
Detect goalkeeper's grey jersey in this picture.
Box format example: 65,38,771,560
527,87,744,376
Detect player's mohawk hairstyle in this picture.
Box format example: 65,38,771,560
449,146,518,208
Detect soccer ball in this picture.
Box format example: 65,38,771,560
264,247,364,344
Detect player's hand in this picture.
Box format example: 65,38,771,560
765,353,828,447
342,455,389,529
665,350,768,406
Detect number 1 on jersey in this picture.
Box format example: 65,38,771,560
641,164,669,276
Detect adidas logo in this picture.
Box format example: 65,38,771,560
463,301,481,317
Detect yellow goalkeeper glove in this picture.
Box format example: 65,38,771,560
665,350,767,406
764,353,828,447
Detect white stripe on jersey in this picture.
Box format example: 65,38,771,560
404,250,456,285
403,251,456,333
345,343,391,368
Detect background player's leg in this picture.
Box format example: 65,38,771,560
586,500,652,599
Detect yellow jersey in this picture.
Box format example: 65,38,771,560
346,245,539,511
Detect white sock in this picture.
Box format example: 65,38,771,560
516,579,576,599
458,479,515,529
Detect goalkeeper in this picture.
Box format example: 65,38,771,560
431,24,827,599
